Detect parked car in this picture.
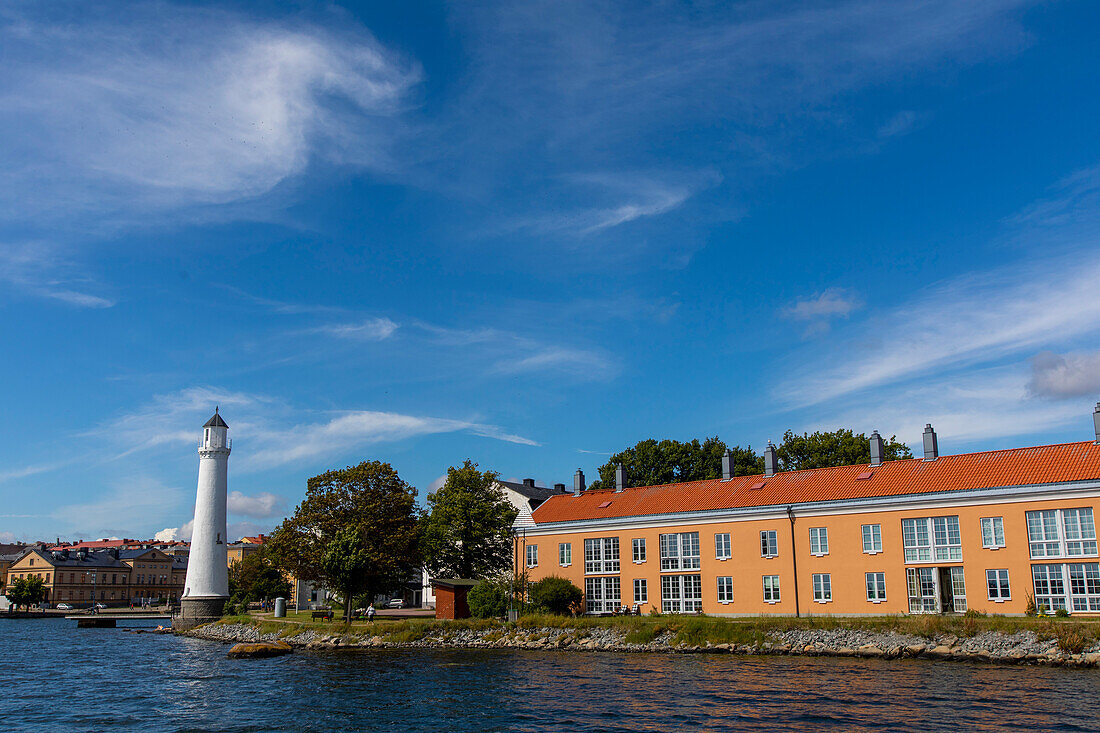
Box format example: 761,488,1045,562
384,598,406,609
93,603,107,610
56,603,73,611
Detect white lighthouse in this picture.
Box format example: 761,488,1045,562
177,408,231,628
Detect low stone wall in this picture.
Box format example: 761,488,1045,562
185,622,1100,668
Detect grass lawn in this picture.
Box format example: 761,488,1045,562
214,610,1100,652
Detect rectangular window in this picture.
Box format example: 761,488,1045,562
585,576,621,614
661,574,702,613
906,567,938,613
1027,508,1098,558
760,530,778,558
1032,563,1100,613
809,527,829,556
633,578,648,604
716,576,734,603
584,537,620,574
986,569,1011,601
632,538,646,563
980,517,1006,549
812,573,832,603
1063,509,1098,557
902,516,961,562
559,543,571,567
526,545,538,568
659,532,700,571
862,524,882,554
714,533,731,560
762,575,781,603
865,572,887,602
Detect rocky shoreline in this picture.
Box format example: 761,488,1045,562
186,621,1100,668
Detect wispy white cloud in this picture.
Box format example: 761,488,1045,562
781,252,1100,407
0,242,114,308
0,5,420,225
154,520,194,543
804,366,1089,449
1029,350,1100,400
227,491,286,519
494,347,616,379
90,387,538,473
245,410,538,471
782,288,862,321
305,318,399,342
52,477,186,537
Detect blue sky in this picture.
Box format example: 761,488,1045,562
3,0,1100,543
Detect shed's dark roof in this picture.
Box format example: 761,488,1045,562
430,578,481,589
203,410,228,428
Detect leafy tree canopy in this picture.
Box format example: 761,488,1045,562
227,545,291,605
267,460,420,613
587,429,913,489
467,576,513,619
776,429,912,471
321,527,374,618
421,460,517,579
6,575,46,610
527,576,582,615
588,437,762,490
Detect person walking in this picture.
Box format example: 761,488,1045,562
367,603,375,622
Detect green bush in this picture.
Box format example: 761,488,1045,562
527,576,583,615
467,577,511,618
1055,608,1071,618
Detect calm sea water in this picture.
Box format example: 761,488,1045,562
5,617,1100,732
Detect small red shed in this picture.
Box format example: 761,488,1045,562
430,579,480,620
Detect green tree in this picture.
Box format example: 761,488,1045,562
5,575,46,611
528,575,582,615
267,460,420,619
227,546,291,605
588,437,762,489
321,527,374,619
466,576,512,619
776,429,912,471
421,460,517,579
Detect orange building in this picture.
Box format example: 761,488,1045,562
517,418,1100,617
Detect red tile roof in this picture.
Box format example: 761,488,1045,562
47,539,135,551
531,441,1100,524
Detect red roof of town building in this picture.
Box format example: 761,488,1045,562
47,538,137,551
531,441,1100,524
240,534,266,544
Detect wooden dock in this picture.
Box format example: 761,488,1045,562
65,614,171,628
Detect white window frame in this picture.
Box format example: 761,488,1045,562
980,517,1006,550
1032,562,1100,613
714,532,731,560
585,576,621,614
584,537,620,574
865,572,887,603
660,532,700,571
809,527,829,556
986,569,1010,602
902,516,961,563
633,578,648,604
661,574,702,613
812,573,832,603
862,524,883,554
526,544,538,568
762,575,781,604
559,542,571,567
1027,508,1098,559
760,530,778,559
632,538,647,564
716,576,734,604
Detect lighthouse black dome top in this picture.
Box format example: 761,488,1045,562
203,407,228,428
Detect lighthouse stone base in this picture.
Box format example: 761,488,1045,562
173,596,228,632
